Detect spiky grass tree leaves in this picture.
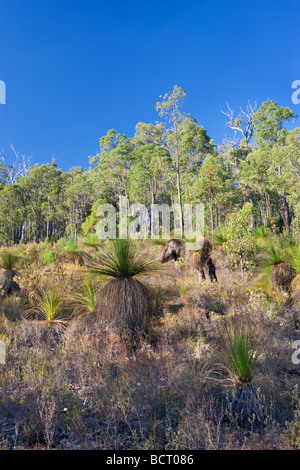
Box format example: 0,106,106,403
0,252,21,271
91,239,160,332
288,244,300,275
215,321,290,428
72,277,98,314
91,238,159,279
26,286,68,323
58,237,86,266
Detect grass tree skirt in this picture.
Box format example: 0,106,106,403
93,277,154,332
0,270,20,296
291,274,300,294
270,262,296,293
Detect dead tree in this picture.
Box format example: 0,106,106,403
221,101,257,150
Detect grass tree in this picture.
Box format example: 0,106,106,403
0,252,21,296
91,238,160,332
58,237,85,266
213,223,229,247
288,244,300,275
83,233,100,253
216,321,289,427
27,286,68,324
72,277,99,314
252,224,272,249
263,240,296,294
219,326,259,387
41,248,55,266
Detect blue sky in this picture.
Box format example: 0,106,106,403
0,0,299,170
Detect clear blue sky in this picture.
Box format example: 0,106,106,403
0,0,299,170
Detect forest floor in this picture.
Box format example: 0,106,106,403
0,241,299,450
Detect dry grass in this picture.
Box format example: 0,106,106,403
0,240,299,449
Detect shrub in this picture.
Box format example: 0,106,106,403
91,239,160,331
213,224,229,246
58,237,85,266
219,325,259,386
224,203,257,274
83,233,100,250
214,320,290,428
41,249,55,266
288,244,300,274
27,286,68,323
72,277,98,313
0,252,21,271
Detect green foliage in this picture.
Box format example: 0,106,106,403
213,224,229,245
193,155,238,232
91,238,159,279
60,237,78,254
288,244,300,274
224,203,257,272
261,237,297,268
84,233,100,249
253,224,269,241
41,249,55,266
219,325,259,385
250,265,274,298
130,144,171,205
81,199,107,236
29,287,66,322
253,100,297,147
73,277,98,312
0,91,298,250
0,252,21,271
90,129,133,200
264,241,288,267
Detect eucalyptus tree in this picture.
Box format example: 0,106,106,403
134,122,165,146
240,102,299,232
192,155,238,233
64,167,96,240
252,100,297,148
155,86,187,235
155,86,215,232
129,143,172,206
90,129,134,204
179,118,216,202
0,184,24,244
17,161,64,242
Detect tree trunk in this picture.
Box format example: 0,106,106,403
210,197,214,235
279,196,291,234
10,212,14,245
176,155,183,237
